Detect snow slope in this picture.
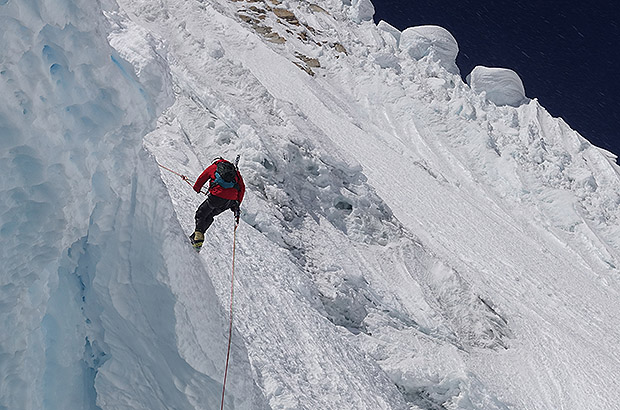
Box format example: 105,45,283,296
3,0,620,409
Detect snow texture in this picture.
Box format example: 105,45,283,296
349,0,375,23
399,25,460,74
467,65,527,107
2,0,620,409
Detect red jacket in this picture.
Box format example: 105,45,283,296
193,160,245,203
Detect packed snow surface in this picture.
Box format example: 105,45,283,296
2,0,620,409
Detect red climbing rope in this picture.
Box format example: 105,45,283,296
156,160,239,408
156,162,210,194
156,162,194,184
220,220,239,410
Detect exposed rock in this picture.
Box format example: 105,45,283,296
333,43,347,54
238,13,259,24
309,4,328,14
249,6,266,15
296,53,320,68
294,61,315,76
254,25,272,35
274,8,300,25
303,23,317,34
265,31,286,43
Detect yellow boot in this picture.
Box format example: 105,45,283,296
190,231,204,251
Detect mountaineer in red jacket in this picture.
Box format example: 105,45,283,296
190,157,245,251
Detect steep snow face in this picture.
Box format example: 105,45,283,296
112,0,620,410
0,1,261,409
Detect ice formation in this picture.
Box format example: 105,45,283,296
399,25,460,74
467,65,527,106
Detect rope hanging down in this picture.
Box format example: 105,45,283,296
155,159,240,408
220,220,238,410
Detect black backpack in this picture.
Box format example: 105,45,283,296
211,159,238,189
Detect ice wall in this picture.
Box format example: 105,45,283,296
0,1,237,409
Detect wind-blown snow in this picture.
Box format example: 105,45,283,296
3,0,620,409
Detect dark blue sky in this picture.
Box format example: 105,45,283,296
374,2,620,157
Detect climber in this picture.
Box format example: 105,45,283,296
189,157,245,251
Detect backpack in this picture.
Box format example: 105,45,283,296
211,159,239,190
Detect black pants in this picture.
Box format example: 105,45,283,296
195,194,236,233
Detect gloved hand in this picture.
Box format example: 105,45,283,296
231,201,240,223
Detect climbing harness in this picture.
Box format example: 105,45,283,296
220,219,238,410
